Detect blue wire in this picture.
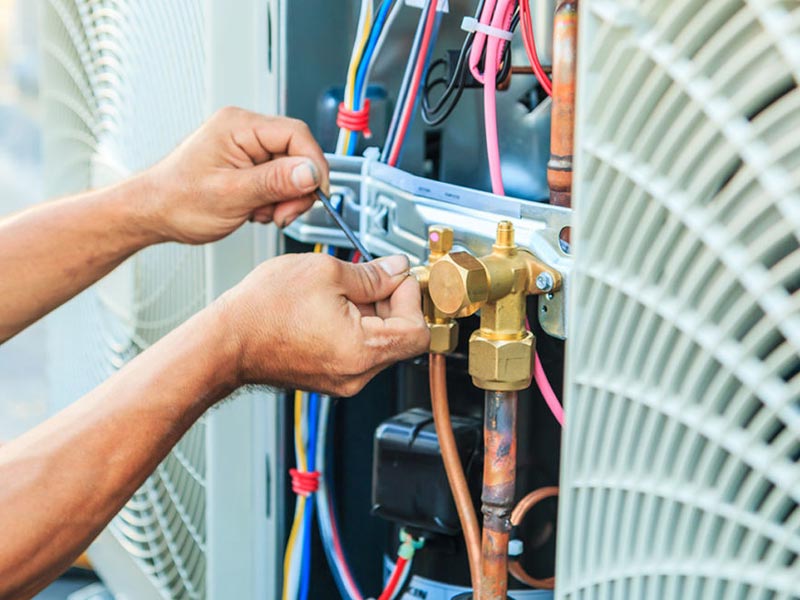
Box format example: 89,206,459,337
347,0,395,156
300,393,321,600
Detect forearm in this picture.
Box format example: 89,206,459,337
0,303,238,600
0,175,163,342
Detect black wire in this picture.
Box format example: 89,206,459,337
421,4,519,127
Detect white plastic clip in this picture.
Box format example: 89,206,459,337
461,16,514,41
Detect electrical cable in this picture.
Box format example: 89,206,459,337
382,0,432,163
534,351,564,426
387,0,439,166
519,0,552,94
299,392,321,600
282,391,309,600
482,0,517,195
337,0,374,154
315,396,364,600
348,0,397,155
508,486,559,589
429,353,481,592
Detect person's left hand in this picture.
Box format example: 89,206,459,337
141,106,330,244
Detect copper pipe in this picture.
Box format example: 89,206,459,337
479,391,518,600
429,353,482,593
508,486,560,589
547,0,578,210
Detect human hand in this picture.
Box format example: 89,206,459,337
142,107,329,244
214,253,430,396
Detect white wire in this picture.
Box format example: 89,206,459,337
360,0,404,107
316,395,363,600
336,0,375,154
389,555,414,600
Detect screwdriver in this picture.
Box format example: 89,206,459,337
315,189,374,262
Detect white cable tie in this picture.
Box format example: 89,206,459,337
461,16,513,41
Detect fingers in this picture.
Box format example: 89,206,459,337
337,255,411,305
273,195,315,229
360,276,429,364
251,117,330,195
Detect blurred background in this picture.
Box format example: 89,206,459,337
0,0,49,442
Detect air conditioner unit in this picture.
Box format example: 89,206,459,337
40,1,284,598
557,1,800,598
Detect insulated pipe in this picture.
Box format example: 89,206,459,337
480,390,518,600
429,353,482,593
547,0,578,209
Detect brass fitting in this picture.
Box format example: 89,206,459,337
411,225,459,354
427,221,560,391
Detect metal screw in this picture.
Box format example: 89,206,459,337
536,271,554,292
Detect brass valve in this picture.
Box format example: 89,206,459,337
410,225,459,355
428,221,561,391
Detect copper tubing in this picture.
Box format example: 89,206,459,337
547,0,578,210
480,391,518,600
508,486,560,589
429,353,482,593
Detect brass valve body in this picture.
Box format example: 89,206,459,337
411,225,459,355
427,221,560,391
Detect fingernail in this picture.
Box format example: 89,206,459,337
291,161,319,190
377,254,409,277
282,214,299,228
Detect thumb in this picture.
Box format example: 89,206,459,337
247,156,322,204
339,255,411,304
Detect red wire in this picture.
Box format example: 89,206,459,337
387,1,438,167
377,556,409,600
520,0,552,95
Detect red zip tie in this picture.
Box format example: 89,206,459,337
289,468,320,497
337,100,372,138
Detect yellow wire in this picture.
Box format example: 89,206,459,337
342,0,374,153
281,496,306,600
283,239,328,598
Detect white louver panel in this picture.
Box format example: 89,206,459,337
40,1,209,598
558,1,800,599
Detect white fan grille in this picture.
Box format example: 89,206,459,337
558,1,800,599
41,1,208,597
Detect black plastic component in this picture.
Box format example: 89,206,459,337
372,408,481,535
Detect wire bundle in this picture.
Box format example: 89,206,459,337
519,0,552,94
420,0,517,127
337,0,404,156
381,0,441,166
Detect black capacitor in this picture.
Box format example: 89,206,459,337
371,408,482,535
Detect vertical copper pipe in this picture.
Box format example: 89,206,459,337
548,0,578,210
429,353,482,593
479,391,518,600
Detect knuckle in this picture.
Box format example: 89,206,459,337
260,164,293,197
216,105,242,121
358,263,383,298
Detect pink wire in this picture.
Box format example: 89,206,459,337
535,351,565,426
468,0,497,83
482,0,516,195
481,1,568,428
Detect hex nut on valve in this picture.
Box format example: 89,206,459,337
428,252,489,317
429,321,459,354
468,332,535,391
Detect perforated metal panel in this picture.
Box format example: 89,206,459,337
558,1,800,599
41,1,208,597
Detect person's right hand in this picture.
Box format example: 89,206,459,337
215,253,430,396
